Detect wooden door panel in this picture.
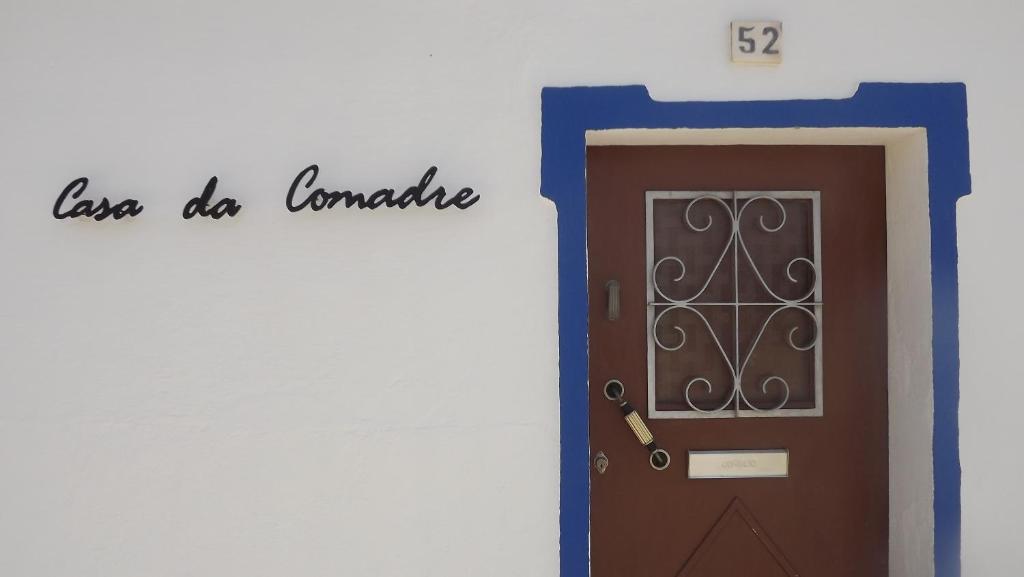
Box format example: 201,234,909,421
678,499,798,577
587,146,888,577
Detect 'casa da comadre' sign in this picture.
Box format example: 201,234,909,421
53,164,479,221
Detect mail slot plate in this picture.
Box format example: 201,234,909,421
687,449,789,479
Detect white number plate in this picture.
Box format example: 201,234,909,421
731,21,783,64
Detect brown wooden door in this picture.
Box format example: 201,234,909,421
587,146,888,577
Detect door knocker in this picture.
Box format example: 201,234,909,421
603,379,670,470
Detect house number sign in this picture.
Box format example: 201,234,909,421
730,21,783,65
52,164,479,222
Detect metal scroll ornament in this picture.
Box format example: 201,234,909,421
647,191,823,418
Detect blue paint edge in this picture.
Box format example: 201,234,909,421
540,83,970,577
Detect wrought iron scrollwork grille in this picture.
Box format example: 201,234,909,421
645,191,823,419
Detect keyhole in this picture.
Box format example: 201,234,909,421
594,451,609,474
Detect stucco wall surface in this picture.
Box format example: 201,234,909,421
0,1,1018,576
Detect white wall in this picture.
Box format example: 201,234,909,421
0,1,1019,576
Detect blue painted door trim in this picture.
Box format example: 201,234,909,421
540,83,969,577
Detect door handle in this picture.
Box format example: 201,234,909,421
605,280,620,321
603,379,671,470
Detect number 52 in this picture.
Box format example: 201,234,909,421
732,21,783,63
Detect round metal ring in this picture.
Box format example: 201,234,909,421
603,379,625,401
649,449,671,471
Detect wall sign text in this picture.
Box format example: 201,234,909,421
52,164,479,221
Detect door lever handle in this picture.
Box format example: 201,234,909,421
603,379,670,470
